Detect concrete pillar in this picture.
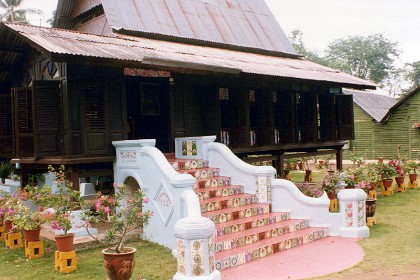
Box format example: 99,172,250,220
173,217,221,280
337,189,370,238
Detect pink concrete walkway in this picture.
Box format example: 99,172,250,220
221,237,364,280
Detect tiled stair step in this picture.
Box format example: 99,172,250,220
194,176,232,190
168,159,209,171
202,204,271,224
214,227,329,271
200,194,257,214
214,219,310,253
180,168,221,179
196,185,244,200
215,212,291,237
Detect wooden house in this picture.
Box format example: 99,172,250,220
344,88,420,159
0,0,376,188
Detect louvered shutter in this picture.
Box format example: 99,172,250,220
12,87,34,157
336,94,355,140
299,93,318,143
277,92,296,144
0,94,13,156
83,84,107,154
319,94,337,141
32,80,63,157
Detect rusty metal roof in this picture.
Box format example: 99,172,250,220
343,89,397,122
2,23,376,89
100,0,297,56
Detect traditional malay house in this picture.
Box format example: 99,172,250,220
0,0,376,188
344,88,420,160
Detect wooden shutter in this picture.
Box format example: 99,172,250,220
12,87,34,157
298,93,318,143
336,94,355,140
319,94,337,141
32,80,63,157
0,94,13,156
276,92,296,144
83,83,107,154
230,88,249,148
256,90,274,146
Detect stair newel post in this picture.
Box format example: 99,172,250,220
337,189,370,238
173,217,221,280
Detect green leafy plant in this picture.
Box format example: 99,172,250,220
46,165,82,236
10,185,55,230
318,171,342,193
377,162,397,180
404,160,419,174
0,161,14,179
80,183,153,253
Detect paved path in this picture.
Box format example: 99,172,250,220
221,237,364,280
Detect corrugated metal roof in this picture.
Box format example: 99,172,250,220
343,89,397,122
101,0,297,56
381,85,420,123
3,23,376,89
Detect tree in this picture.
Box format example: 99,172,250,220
0,0,42,23
405,61,420,88
288,29,329,65
325,34,400,84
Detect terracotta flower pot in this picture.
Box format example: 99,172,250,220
55,233,75,252
304,170,312,182
395,176,405,185
382,179,393,189
409,173,418,182
102,247,136,280
366,199,377,218
4,221,14,233
326,191,336,200
24,228,41,242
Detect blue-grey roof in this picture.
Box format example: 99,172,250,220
343,89,397,122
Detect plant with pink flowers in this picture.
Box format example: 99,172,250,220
389,160,404,176
80,183,153,253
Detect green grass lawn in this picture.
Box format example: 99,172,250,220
0,239,177,280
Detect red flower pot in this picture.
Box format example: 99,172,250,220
102,247,136,280
395,176,405,185
327,191,336,200
382,179,393,189
24,228,41,242
55,233,75,252
4,221,14,233
409,173,418,182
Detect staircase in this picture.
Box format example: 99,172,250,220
168,156,329,271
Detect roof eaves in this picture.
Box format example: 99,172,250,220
112,27,301,60
380,85,420,123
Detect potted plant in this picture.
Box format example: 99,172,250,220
46,165,82,252
404,160,418,183
390,160,405,185
11,185,55,242
366,163,381,190
301,157,313,181
319,171,341,199
378,162,397,189
0,161,14,184
285,158,298,171
80,183,153,280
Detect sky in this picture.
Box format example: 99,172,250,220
23,0,420,64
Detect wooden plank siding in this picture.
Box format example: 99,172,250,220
348,90,420,160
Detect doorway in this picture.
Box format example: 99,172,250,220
126,77,170,152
